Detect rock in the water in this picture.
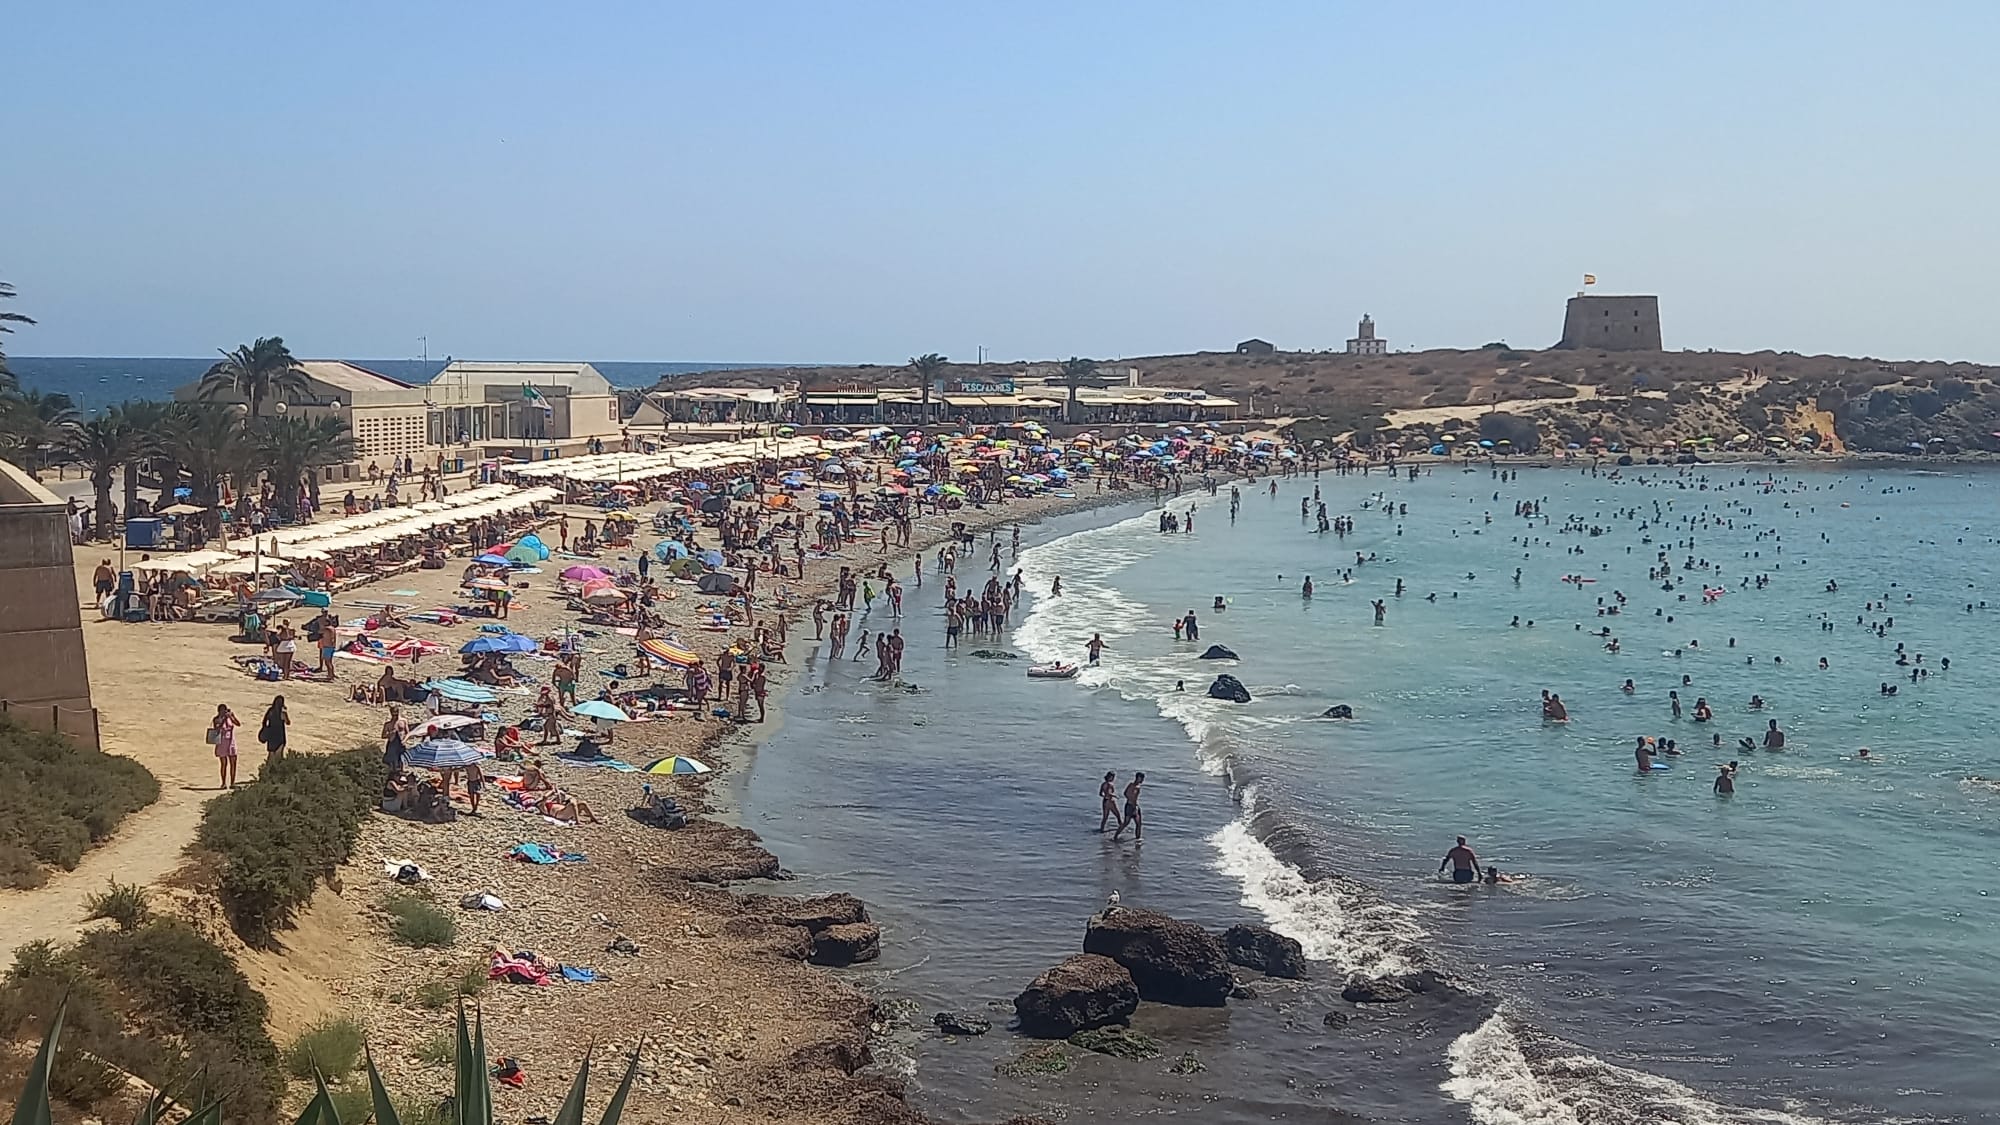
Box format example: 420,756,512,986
1223,924,1308,980
1168,1051,1206,1074
995,1043,1071,1078
1197,645,1239,660
1341,976,1412,1004
1083,907,1234,1007
1206,674,1252,703
1322,1011,1350,1028
933,1011,992,1036
741,892,869,933
1013,954,1140,1038
1320,704,1354,719
1067,1026,1162,1060
970,649,1019,660
809,922,881,966
1229,984,1258,1000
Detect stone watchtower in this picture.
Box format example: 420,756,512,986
1557,295,1661,351
1346,314,1386,355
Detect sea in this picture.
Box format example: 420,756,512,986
4,357,773,414
742,465,2000,1124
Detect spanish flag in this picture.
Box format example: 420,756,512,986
1583,274,1597,286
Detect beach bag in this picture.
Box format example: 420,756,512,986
205,728,220,746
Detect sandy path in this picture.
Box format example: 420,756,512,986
1383,384,1603,428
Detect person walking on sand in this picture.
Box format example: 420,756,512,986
210,703,241,789
748,659,768,722
1098,771,1124,832
258,695,289,762
1112,772,1145,841
1439,836,1481,884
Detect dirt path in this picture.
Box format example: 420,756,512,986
0,791,208,961
1383,384,1604,429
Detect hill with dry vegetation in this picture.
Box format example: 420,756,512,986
648,346,2000,455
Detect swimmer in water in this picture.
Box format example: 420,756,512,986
1481,865,1524,885
1440,836,1481,884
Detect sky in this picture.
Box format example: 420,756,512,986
8,2,2000,365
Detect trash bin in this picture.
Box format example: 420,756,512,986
123,517,162,548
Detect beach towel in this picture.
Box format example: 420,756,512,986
488,955,548,986
509,842,559,864
383,859,431,883
559,965,602,983
555,753,639,772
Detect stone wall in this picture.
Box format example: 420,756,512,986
0,460,97,746
1558,295,1663,351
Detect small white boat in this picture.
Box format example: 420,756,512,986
1026,663,1079,680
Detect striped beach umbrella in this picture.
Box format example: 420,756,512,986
640,638,701,669
643,756,711,775
404,738,486,770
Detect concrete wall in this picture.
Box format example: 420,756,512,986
1558,295,1663,351
0,461,97,746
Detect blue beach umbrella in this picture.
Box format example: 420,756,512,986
571,699,631,722
697,549,725,568
404,738,485,771
688,481,710,491
655,540,688,560
475,553,510,566
460,633,537,655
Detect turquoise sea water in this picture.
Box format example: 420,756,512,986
747,465,2000,1124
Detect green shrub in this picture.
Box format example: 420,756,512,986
83,879,150,931
327,1085,374,1122
386,893,456,949
195,748,380,945
413,980,454,1010
456,964,487,997
0,718,159,887
415,1030,456,1067
285,1014,366,1080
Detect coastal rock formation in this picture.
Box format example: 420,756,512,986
969,649,1020,660
1197,645,1239,660
742,892,870,933
1082,907,1233,1007
810,922,882,967
1320,704,1354,719
1341,976,1412,1004
1222,924,1307,979
1013,954,1140,1038
1206,674,1252,703
933,1011,992,1036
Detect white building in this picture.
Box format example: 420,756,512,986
1346,314,1387,356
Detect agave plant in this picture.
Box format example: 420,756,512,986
16,1001,639,1125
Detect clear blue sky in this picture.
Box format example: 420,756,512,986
9,2,1999,364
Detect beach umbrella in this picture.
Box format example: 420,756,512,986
465,576,510,591
404,738,486,771
384,637,446,661
1440,434,1456,442
571,700,630,722
423,678,500,704
640,637,701,669
561,565,612,580
460,633,537,654
611,483,641,493
816,491,841,502
1478,440,1496,448
697,549,725,568
409,714,481,738
643,755,711,775
688,481,710,491
474,553,511,566
583,587,629,606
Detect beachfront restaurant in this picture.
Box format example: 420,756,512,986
801,392,886,425
629,386,796,427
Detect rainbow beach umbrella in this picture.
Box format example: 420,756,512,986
643,756,711,775
640,638,702,669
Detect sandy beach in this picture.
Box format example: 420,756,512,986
36,458,1146,1122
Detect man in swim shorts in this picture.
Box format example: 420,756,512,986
1112,772,1144,841
1440,836,1480,884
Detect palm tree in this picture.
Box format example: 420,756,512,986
162,403,251,531
907,353,948,425
197,336,309,420
1059,356,1097,424
111,399,170,517
63,413,141,536
252,414,357,520
0,280,33,381
0,389,81,477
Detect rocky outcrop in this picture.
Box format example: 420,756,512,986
1013,954,1139,1038
1197,645,1238,660
810,922,881,966
1206,674,1251,703
1320,704,1353,719
1082,907,1233,1007
933,1011,991,1036
741,892,869,933
1222,924,1307,979
1341,977,1411,1004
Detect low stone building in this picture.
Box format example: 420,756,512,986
1235,338,1275,356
